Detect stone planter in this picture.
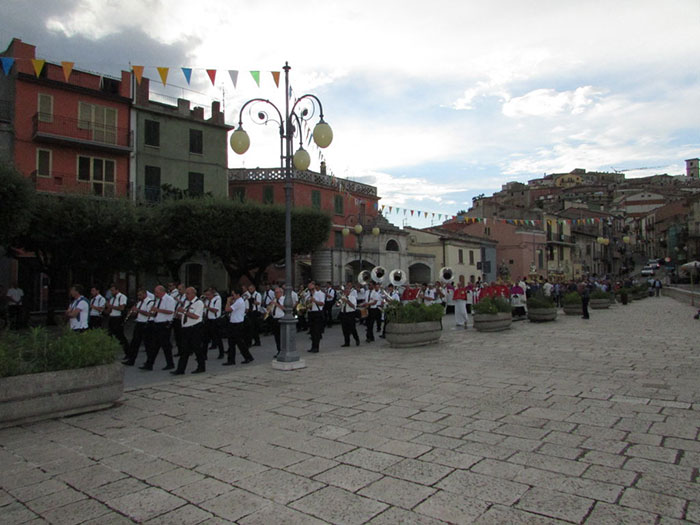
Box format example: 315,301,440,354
473,312,512,332
527,307,558,322
385,321,442,348
590,298,610,310
562,304,583,316
0,362,124,428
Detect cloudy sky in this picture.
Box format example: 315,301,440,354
3,0,699,227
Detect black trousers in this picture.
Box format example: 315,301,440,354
172,318,183,352
202,319,224,357
88,315,103,330
366,308,381,341
297,312,308,331
227,322,253,363
247,312,261,346
271,318,281,352
582,298,590,319
176,324,205,372
146,322,174,367
340,312,359,345
323,302,334,326
108,316,129,354
127,322,152,363
308,311,324,351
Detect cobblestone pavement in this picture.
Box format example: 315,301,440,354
1,296,699,524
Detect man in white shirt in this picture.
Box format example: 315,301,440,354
423,283,436,304
171,283,186,356
246,284,263,347
6,282,24,329
323,282,336,327
307,281,325,353
364,282,383,343
88,286,106,330
202,287,225,359
140,285,176,371
338,282,359,347
356,284,368,326
172,286,206,375
124,289,153,366
65,284,89,332
269,287,286,358
381,284,401,338
224,288,254,365
106,283,129,357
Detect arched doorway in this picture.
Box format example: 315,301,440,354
409,263,431,284
344,260,375,283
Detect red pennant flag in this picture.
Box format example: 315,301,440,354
206,69,217,85
410,210,414,216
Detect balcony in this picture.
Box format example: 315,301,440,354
546,233,575,245
32,113,132,153
229,167,378,197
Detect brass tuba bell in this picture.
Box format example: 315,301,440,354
357,269,372,286
370,266,386,283
439,267,454,283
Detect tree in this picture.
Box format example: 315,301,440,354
0,163,35,249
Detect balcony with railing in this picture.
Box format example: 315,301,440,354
229,167,378,197
546,232,574,245
32,113,132,153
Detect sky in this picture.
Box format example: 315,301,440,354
2,0,699,228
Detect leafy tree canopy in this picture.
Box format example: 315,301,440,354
0,163,35,248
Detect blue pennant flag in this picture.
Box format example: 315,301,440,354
0,57,14,75
181,67,192,85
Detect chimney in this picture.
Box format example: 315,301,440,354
192,106,204,120
211,101,222,124
320,161,326,175
177,98,190,115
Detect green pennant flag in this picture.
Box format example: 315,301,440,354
250,70,260,86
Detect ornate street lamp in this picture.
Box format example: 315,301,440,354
230,62,333,369
342,214,380,275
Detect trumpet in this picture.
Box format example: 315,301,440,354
263,300,281,320
295,287,310,315
335,294,349,307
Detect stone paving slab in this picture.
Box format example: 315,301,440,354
1,297,700,523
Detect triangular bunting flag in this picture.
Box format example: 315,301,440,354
424,212,428,218
61,61,74,82
250,70,260,86
206,69,217,85
271,71,280,87
389,206,393,212
157,67,169,86
410,210,414,216
438,214,442,220
0,57,14,75
181,67,192,84
31,59,45,77
228,70,238,88
381,205,385,211
132,65,144,85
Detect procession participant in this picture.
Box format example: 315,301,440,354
453,281,468,329
510,281,527,320
338,282,360,347
105,283,129,357
296,285,309,332
124,288,154,366
223,288,254,365
65,284,89,333
466,283,475,326
434,281,446,310
245,284,263,347
261,283,275,335
140,285,176,371
172,287,205,375
380,284,401,338
401,284,420,303
269,287,286,358
363,281,383,343
6,281,24,329
306,281,325,353
356,283,368,325
323,282,336,327
202,287,225,359
423,283,436,304
88,285,106,330
171,283,187,355
445,282,455,315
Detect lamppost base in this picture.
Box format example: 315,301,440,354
272,359,307,371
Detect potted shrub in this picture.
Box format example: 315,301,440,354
0,327,123,427
526,293,557,322
590,289,612,309
562,291,583,316
473,296,513,332
384,302,444,347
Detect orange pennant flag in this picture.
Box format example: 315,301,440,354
206,69,217,85
31,59,45,77
61,61,74,82
271,71,280,87
157,67,169,86
132,65,144,85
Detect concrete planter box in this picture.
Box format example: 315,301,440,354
527,307,558,322
562,304,583,316
473,312,512,332
385,321,442,348
0,362,124,428
590,298,611,310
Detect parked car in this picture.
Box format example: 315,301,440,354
641,265,656,276
646,259,661,269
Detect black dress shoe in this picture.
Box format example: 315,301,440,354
308,349,319,353
222,361,235,366
162,364,174,371
379,335,385,339
139,364,153,371
173,353,181,357
365,339,373,343
217,353,224,359
170,370,184,375
341,344,350,347
355,340,360,346
122,360,134,366
242,358,254,364
191,368,205,374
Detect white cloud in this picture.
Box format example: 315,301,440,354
502,86,603,118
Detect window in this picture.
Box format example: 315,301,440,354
484,227,491,236
334,194,344,215
311,190,321,210
559,246,564,261
77,155,116,197
548,246,554,261
385,239,399,251
334,230,344,249
458,249,464,264
263,186,274,204
144,119,160,147
37,93,53,123
231,187,245,203
188,172,204,196
189,129,203,154
185,263,203,293
36,149,51,177
538,250,544,268
144,166,161,202
586,244,591,255
469,250,474,265
78,102,117,144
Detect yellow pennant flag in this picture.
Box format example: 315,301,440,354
132,65,144,85
157,67,169,86
31,59,45,77
61,61,74,82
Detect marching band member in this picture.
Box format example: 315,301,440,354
124,288,154,366
170,283,186,356
65,284,89,333
434,281,446,310
261,283,275,335
453,281,468,329
339,282,360,347
88,285,106,330
356,283,368,325
380,284,400,338
172,286,206,375
323,282,336,327
106,283,129,357
224,288,254,365
202,287,225,359
306,281,325,353
269,287,286,357
363,281,383,343
140,285,176,371
422,283,435,304
246,284,263,347
466,283,475,327
296,284,309,332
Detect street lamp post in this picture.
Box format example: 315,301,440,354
342,215,380,277
230,62,333,369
